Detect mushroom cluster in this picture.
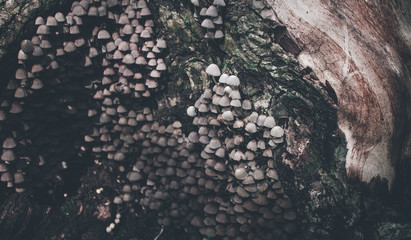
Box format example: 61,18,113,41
2,0,297,238
191,0,226,39
184,64,296,239
1,0,167,193
114,64,296,239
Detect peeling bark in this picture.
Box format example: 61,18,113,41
267,0,411,189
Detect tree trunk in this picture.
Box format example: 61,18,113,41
0,0,410,240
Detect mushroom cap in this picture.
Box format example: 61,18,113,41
229,90,241,99
35,16,45,25
55,12,65,22
21,40,34,54
201,18,215,29
14,87,28,98
1,172,12,182
150,69,161,78
156,39,167,48
245,122,257,133
218,96,230,107
2,137,16,149
156,62,166,71
14,172,24,184
221,111,234,121
88,6,98,16
118,13,130,24
1,150,16,162
97,29,111,39
214,29,224,39
205,63,221,77
213,0,226,6
208,138,222,149
204,203,218,215
31,78,44,90
230,99,241,108
248,112,259,123
106,41,117,52
15,68,28,79
213,15,223,25
205,5,218,17
136,56,147,65
218,73,229,84
242,100,252,110
141,7,152,16
234,168,247,180
31,64,43,73
187,106,196,117
270,126,284,138
263,116,276,128
191,0,200,6
127,171,143,181
122,54,135,64
46,16,58,26
123,24,134,35
246,140,257,151
140,29,151,38
32,46,44,56
226,75,240,86
36,25,50,35
73,5,87,16
64,42,77,53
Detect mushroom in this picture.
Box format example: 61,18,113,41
201,19,215,29
205,5,219,17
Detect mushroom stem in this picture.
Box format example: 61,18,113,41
211,75,217,84
153,225,164,240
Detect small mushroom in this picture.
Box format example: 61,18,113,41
234,168,247,180
201,19,215,29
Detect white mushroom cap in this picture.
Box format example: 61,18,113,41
247,140,257,151
230,99,241,108
205,5,218,17
156,39,167,48
213,0,226,6
226,75,240,86
257,114,266,126
229,90,241,99
245,122,257,133
218,96,230,107
242,100,252,110
201,18,215,29
97,29,111,39
35,16,45,25
263,116,276,128
206,63,221,77
214,29,224,39
122,54,135,64
224,86,232,94
221,111,234,121
219,73,229,84
213,16,223,26
248,112,258,123
199,7,207,16
191,0,200,6
187,106,196,117
270,126,284,138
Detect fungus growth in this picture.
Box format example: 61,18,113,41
1,0,297,239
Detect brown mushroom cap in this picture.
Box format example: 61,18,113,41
2,138,16,149
1,150,16,162
21,40,34,54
